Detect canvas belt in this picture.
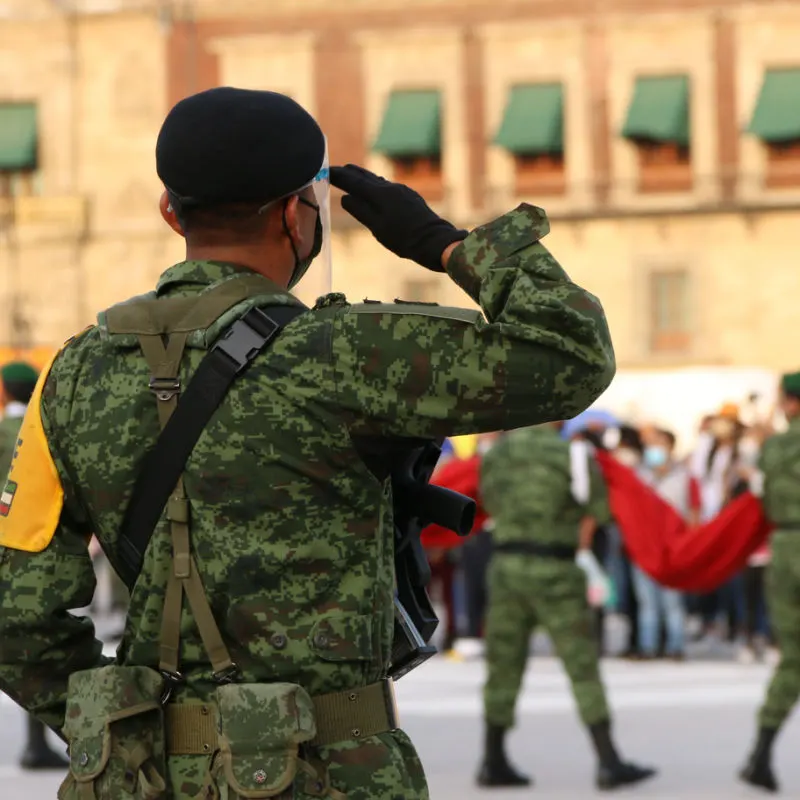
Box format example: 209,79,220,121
493,541,576,560
165,679,399,755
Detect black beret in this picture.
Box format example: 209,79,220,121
156,87,325,208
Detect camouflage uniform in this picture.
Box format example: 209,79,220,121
0,206,615,799
755,419,800,732
740,376,800,792
477,424,655,790
480,424,611,731
0,411,23,476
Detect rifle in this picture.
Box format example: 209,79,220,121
352,436,476,679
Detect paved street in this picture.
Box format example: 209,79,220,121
2,649,798,799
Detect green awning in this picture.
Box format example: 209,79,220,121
372,90,440,157
621,76,690,145
493,84,563,154
747,69,800,142
0,104,37,171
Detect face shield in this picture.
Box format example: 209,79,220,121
280,137,332,293
308,137,332,293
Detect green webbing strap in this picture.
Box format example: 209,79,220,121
76,781,97,800
136,330,237,694
106,273,297,335
138,333,187,429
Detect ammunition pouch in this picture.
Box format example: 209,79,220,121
163,680,398,798
58,665,167,800
213,682,317,799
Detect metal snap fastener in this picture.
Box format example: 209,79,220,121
253,769,267,784
351,727,361,737
202,743,210,752
270,633,287,649
314,633,329,648
348,692,357,701
79,751,89,766
200,705,208,715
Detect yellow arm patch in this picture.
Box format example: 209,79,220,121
0,350,64,552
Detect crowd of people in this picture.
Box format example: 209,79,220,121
426,402,779,665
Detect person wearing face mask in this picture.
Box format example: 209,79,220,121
631,430,700,660
0,87,617,799
689,405,749,647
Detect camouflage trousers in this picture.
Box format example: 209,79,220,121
758,532,800,730
483,555,610,729
164,730,429,800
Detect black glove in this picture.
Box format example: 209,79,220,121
329,164,468,272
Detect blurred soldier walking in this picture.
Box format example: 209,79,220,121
478,423,656,791
0,361,68,770
739,370,800,793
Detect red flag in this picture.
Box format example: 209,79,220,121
421,455,486,550
595,450,773,592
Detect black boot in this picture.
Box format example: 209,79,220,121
476,723,531,788
19,716,69,770
588,720,656,790
739,727,779,792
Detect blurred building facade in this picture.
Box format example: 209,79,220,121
1,0,800,379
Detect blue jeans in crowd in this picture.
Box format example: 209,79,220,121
604,523,630,614
632,566,685,656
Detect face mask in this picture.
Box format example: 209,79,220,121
644,446,668,468
286,198,323,290
615,448,640,467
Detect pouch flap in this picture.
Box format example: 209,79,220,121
63,665,164,782
308,613,374,662
217,682,316,797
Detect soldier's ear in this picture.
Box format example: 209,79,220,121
159,191,184,236
281,195,301,242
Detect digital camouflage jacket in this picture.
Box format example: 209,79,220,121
0,204,615,736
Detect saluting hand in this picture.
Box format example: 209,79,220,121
330,163,468,272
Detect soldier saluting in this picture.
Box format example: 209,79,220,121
0,87,615,799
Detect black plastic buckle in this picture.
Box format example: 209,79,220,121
211,663,241,685
159,669,184,704
149,377,181,402
212,308,280,375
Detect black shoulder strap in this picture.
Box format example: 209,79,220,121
117,304,306,589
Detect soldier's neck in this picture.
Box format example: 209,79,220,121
184,244,292,288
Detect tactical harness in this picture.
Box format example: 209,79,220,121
102,275,397,772
59,275,475,799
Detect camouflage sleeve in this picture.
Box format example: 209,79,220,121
0,378,107,736
476,437,507,519
330,204,616,437
759,436,795,522
585,459,612,525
